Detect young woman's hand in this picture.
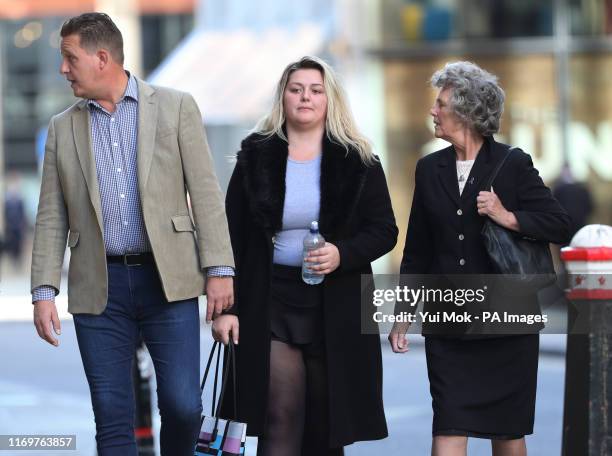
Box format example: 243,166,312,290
307,242,341,275
211,314,239,345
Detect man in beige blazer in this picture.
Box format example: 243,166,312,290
30,13,235,456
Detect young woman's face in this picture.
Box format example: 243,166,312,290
283,69,328,129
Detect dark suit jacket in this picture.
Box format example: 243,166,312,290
400,136,571,335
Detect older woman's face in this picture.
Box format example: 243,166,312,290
430,87,464,142
283,69,328,129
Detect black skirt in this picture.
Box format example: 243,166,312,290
425,334,539,439
269,263,324,346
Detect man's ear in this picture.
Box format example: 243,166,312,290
96,49,110,69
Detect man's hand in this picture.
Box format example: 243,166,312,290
205,276,234,323
212,314,239,345
307,242,341,275
388,321,410,353
33,300,61,346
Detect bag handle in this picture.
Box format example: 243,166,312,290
214,340,237,418
199,338,238,421
484,146,520,191
201,341,222,416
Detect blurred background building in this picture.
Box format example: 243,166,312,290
0,0,196,276
1,0,611,276
1,1,610,454
374,0,612,266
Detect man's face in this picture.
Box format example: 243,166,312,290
59,34,100,99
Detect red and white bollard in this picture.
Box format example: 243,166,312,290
560,224,612,456
562,225,612,301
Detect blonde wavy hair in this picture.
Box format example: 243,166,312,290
254,56,376,164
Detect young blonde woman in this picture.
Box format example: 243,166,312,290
213,56,397,455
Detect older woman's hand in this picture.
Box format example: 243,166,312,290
307,242,341,275
477,187,520,231
389,321,410,353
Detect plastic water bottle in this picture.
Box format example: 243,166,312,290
302,221,325,285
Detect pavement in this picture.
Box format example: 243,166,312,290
0,321,565,456
0,260,566,455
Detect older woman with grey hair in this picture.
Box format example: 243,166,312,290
389,61,570,456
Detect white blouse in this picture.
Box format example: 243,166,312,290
456,159,475,195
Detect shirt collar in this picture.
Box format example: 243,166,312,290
87,71,138,111
123,72,138,102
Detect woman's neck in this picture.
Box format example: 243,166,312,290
453,131,484,161
286,123,325,161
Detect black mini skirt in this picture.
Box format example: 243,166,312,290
269,263,324,346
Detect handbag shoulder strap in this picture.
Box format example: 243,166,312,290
484,146,520,190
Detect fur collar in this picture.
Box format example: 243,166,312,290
236,132,369,240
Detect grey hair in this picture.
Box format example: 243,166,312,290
431,61,505,136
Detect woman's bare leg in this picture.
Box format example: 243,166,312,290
432,436,468,456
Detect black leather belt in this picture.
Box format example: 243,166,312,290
106,252,154,266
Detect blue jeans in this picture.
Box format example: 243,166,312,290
73,262,202,456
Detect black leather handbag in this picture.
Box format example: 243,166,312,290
480,147,557,293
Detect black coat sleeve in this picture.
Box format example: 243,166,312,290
335,161,398,272
223,162,248,315
512,152,572,245
400,160,433,274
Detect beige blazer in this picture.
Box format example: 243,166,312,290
31,78,235,314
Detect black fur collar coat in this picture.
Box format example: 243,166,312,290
221,131,398,446
236,131,373,241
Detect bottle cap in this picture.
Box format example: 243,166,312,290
310,221,319,233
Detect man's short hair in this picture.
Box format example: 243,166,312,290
60,12,124,64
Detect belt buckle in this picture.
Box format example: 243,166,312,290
124,253,141,266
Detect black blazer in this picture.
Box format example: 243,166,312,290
400,136,571,335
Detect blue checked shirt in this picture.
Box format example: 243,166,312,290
33,74,232,303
